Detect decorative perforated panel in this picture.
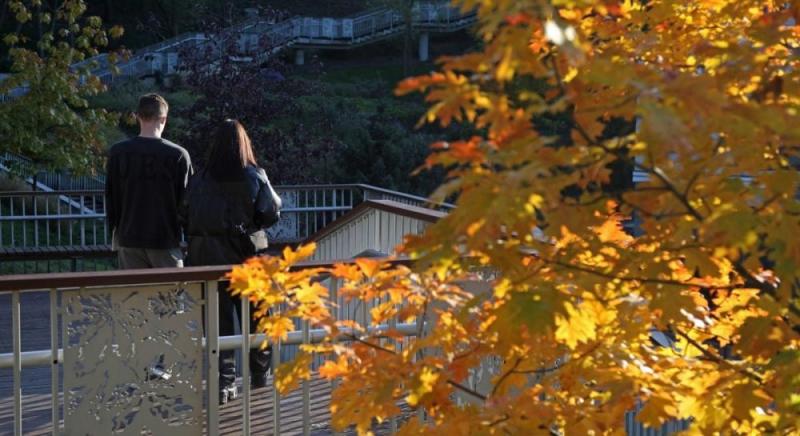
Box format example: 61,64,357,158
63,284,204,435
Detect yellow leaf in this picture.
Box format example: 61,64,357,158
406,366,439,407
555,301,598,349
275,352,313,394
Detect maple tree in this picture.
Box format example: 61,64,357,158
230,0,800,433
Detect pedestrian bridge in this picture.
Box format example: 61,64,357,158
0,177,455,435
0,184,450,274
0,185,690,435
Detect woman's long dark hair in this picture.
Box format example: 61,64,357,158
205,119,258,180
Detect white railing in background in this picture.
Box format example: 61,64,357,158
0,184,452,253
1,152,105,191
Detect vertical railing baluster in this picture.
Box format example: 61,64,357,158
92,196,97,245
330,277,342,436
56,198,62,245
242,296,251,436
1,196,5,247
332,189,337,220
34,196,39,246
305,191,310,240
272,338,281,436
68,204,73,247
302,320,311,436
389,311,398,434
103,193,109,245
22,199,26,247
416,309,425,425
12,291,22,436
45,199,50,246
322,189,328,228
50,289,59,435
206,280,220,436
361,300,368,331
80,196,86,246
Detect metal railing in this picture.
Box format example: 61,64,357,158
1,152,106,191
0,190,107,250
0,262,693,435
0,184,451,253
2,2,477,99
0,259,419,435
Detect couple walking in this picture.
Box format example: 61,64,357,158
104,93,280,404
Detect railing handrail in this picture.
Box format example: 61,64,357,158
0,189,104,196
0,257,410,292
0,183,455,207
136,32,208,56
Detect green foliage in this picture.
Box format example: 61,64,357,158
0,0,123,176
280,75,449,195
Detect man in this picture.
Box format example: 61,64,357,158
105,93,192,269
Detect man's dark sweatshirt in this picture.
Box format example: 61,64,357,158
105,136,193,249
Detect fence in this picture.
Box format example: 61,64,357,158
1,153,105,191
0,259,419,435
0,262,694,435
0,184,448,250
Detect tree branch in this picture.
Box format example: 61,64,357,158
448,380,487,401
673,327,763,384
538,256,739,291
491,357,522,397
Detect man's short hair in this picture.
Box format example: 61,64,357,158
136,93,169,121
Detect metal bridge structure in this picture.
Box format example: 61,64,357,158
1,2,477,99
0,183,452,274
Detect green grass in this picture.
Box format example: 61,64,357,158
0,258,117,275
319,62,434,85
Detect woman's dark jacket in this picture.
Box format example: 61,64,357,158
181,166,281,266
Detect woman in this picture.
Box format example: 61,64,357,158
182,119,281,404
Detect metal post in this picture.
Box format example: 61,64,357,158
389,312,398,434
10,198,14,246
419,32,430,62
415,312,425,425
50,289,59,435
241,296,251,436
45,200,50,246
206,281,220,436
80,197,85,246
21,200,26,247
12,291,22,436
330,278,342,436
92,196,97,245
34,197,38,246
56,199,61,245
302,320,310,436
271,338,281,436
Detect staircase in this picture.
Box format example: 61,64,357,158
8,2,476,89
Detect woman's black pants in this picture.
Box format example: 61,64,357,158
218,281,271,389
